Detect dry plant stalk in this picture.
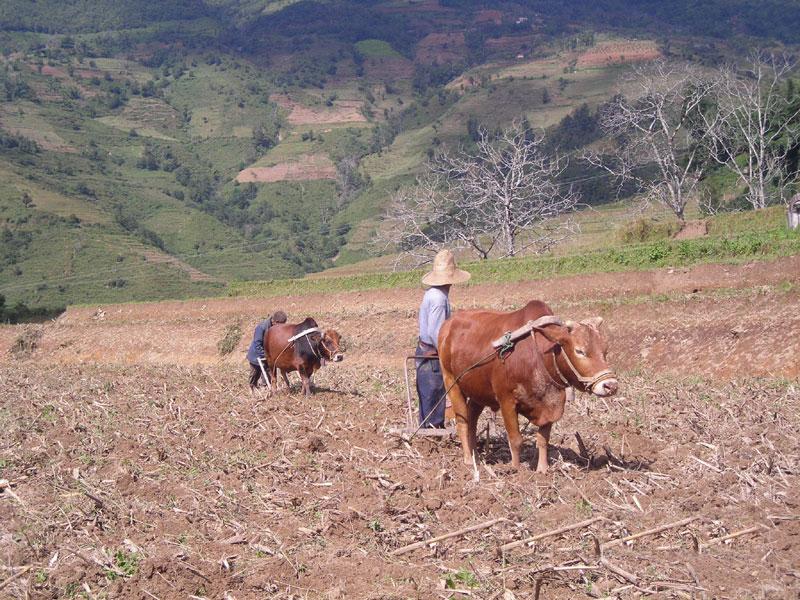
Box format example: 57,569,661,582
499,516,605,553
391,517,509,556
601,516,699,549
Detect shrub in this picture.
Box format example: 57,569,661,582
10,326,43,356
618,218,681,244
217,321,242,356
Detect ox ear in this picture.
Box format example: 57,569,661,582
537,322,571,345
581,317,604,330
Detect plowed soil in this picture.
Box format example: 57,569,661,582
1,256,799,599
415,33,467,65
576,40,661,69
236,155,337,183
270,95,367,126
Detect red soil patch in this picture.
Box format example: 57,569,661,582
673,220,709,240
577,39,661,68
364,56,415,80
236,154,337,183
415,32,467,64
39,65,69,79
271,94,366,126
29,64,101,102
74,69,104,79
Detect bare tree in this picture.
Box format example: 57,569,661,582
377,173,467,267
704,51,800,210
584,61,716,223
378,121,579,265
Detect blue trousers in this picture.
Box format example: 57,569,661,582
416,343,446,428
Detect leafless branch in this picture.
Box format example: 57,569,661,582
583,61,716,223
375,120,580,263
703,50,800,210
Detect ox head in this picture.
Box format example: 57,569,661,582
537,317,618,397
321,329,345,363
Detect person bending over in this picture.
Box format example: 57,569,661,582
247,310,287,391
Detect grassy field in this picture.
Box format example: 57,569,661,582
355,39,403,58
230,214,800,298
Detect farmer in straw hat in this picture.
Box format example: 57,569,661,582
416,249,471,428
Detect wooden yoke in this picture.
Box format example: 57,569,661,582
491,315,563,349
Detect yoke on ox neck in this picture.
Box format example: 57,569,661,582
490,315,563,349
289,327,322,342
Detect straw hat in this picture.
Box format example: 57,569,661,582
421,249,471,287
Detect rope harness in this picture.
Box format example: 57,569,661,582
271,327,331,369
549,347,615,390
408,315,616,440
490,315,615,392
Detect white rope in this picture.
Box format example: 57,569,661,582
288,327,321,342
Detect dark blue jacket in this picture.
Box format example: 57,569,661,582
246,319,271,364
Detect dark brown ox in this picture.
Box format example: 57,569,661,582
438,300,618,473
265,317,344,396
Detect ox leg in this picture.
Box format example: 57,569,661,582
281,370,291,391
268,366,278,396
467,401,484,464
535,423,552,474
300,367,312,396
499,400,523,469
443,369,472,466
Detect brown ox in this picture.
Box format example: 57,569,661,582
438,300,618,473
265,317,344,396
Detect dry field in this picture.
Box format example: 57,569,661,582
96,98,181,140
270,95,367,127
415,33,467,65
235,155,337,183
0,104,77,153
576,41,661,69
1,257,799,599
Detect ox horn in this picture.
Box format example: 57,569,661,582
564,319,577,332
581,317,604,330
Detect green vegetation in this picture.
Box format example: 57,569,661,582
618,218,682,244
1,0,799,313
444,569,479,590
354,39,402,59
217,320,242,356
231,226,800,298
105,549,139,580
0,294,62,323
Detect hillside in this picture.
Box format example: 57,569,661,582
1,0,800,312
